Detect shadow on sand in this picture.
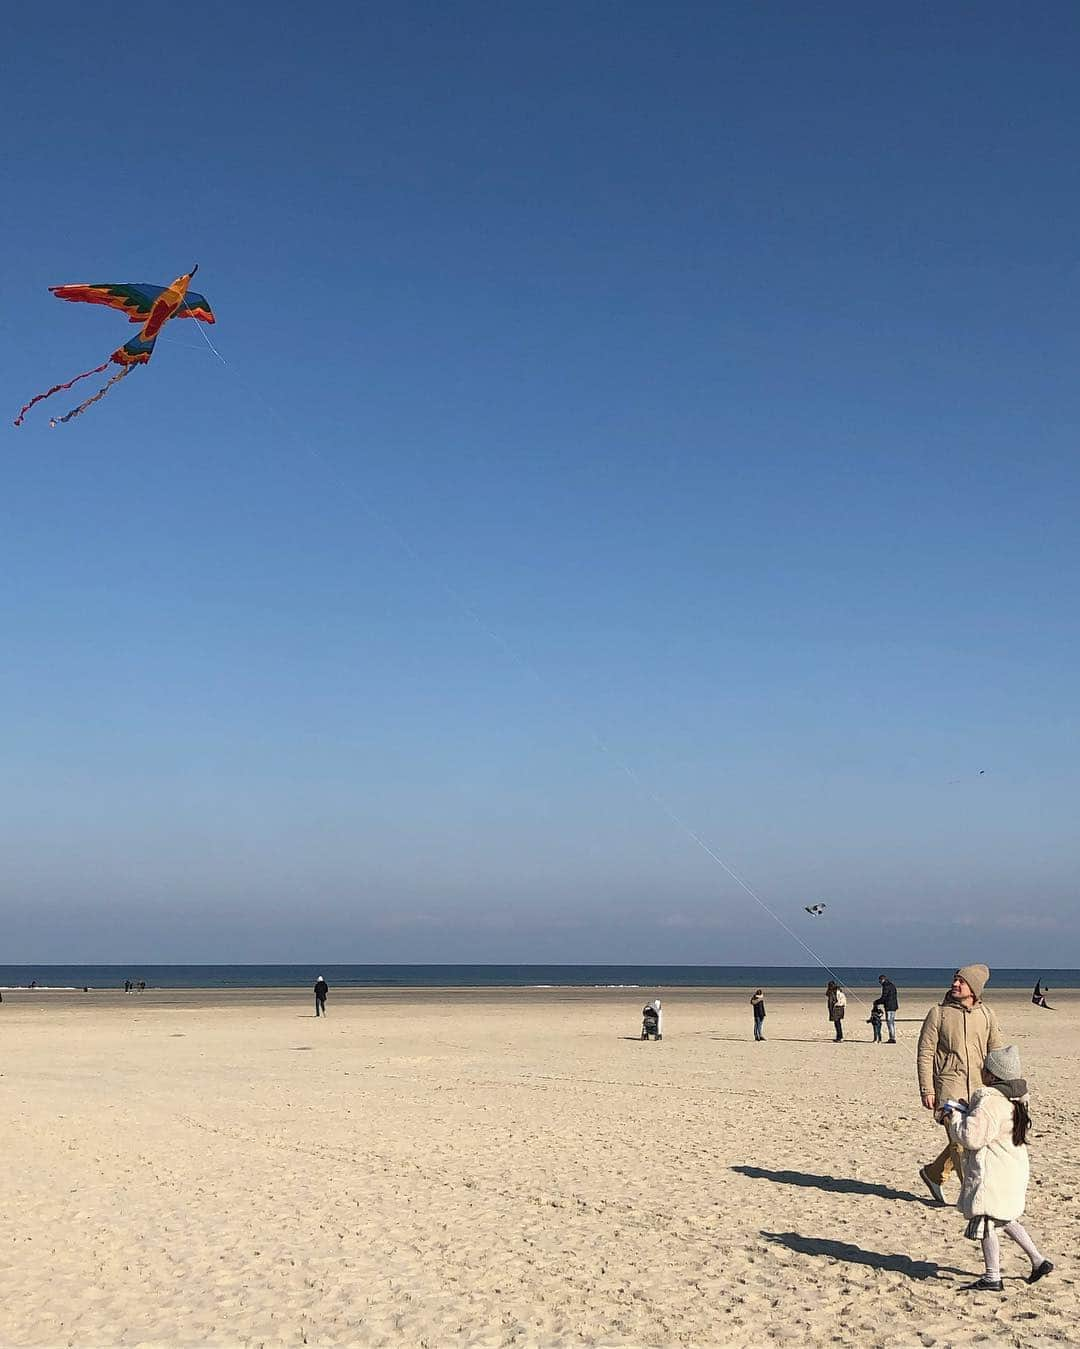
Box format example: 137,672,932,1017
761,1231,966,1280
732,1165,923,1204
709,1036,873,1044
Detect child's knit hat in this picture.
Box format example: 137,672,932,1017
985,1044,1022,1082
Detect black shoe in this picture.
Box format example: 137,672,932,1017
966,1276,1003,1292
919,1167,945,1205
1027,1260,1054,1285
887,1038,897,1044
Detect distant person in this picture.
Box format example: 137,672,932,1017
826,981,846,1042
874,974,899,1043
868,1002,884,1042
941,1045,1053,1291
750,989,766,1041
124,979,132,993
917,964,1003,1205
314,975,329,1017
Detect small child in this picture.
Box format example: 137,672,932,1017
942,1045,1053,1292
867,1003,884,1042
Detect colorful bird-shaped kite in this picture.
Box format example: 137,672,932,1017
804,903,827,917
14,267,215,427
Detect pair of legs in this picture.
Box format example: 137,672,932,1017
315,997,326,1017
871,1021,882,1042
923,1131,964,1188
833,1017,844,1041
753,1019,765,1040
885,1009,896,1041
979,1221,1052,1287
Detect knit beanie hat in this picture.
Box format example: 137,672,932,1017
955,963,990,999
985,1044,1022,1082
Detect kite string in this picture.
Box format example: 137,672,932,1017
183,326,881,1015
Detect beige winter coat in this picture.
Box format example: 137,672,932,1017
947,1086,1029,1222
917,998,1003,1104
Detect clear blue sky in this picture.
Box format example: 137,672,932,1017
3,2,1078,965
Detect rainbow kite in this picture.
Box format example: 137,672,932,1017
14,267,216,427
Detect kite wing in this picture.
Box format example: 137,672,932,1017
175,289,216,324
49,283,168,323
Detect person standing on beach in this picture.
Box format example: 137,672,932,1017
942,1045,1053,1291
917,964,1003,1205
751,989,766,1041
314,975,329,1017
875,974,899,1043
826,981,846,1041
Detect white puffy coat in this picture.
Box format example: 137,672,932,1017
947,1086,1029,1222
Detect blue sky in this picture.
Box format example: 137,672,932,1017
3,2,1078,964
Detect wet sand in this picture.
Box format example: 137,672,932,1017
1,986,1075,1346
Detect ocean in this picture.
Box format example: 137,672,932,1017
0,964,1074,990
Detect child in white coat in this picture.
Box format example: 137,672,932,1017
942,1045,1053,1292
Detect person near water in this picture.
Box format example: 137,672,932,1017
314,975,329,1017
917,964,1004,1205
941,1045,1053,1291
751,989,766,1041
826,981,846,1041
874,974,899,1043
868,1001,884,1042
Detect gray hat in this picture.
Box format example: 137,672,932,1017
985,1044,1022,1082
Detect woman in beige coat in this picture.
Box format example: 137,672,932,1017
943,1045,1053,1292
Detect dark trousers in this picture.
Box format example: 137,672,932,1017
833,1016,844,1041
315,996,326,1017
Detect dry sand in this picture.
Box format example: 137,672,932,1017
0,985,1076,1348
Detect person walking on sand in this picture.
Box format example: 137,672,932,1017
874,973,899,1043
917,964,1003,1205
826,981,846,1041
313,975,329,1018
941,1045,1053,1291
751,989,766,1041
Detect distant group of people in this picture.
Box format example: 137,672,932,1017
123,979,147,993
818,974,898,1044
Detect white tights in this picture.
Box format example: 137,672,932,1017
981,1221,1045,1279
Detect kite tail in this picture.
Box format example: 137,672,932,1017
13,358,112,426
50,365,133,427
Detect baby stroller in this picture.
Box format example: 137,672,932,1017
641,999,663,1040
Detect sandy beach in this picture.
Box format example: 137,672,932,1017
1,985,1075,1348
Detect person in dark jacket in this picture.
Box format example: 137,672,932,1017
826,981,846,1041
313,976,329,1017
874,974,899,1043
750,989,766,1041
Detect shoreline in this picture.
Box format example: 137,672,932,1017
0,983,1066,1010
